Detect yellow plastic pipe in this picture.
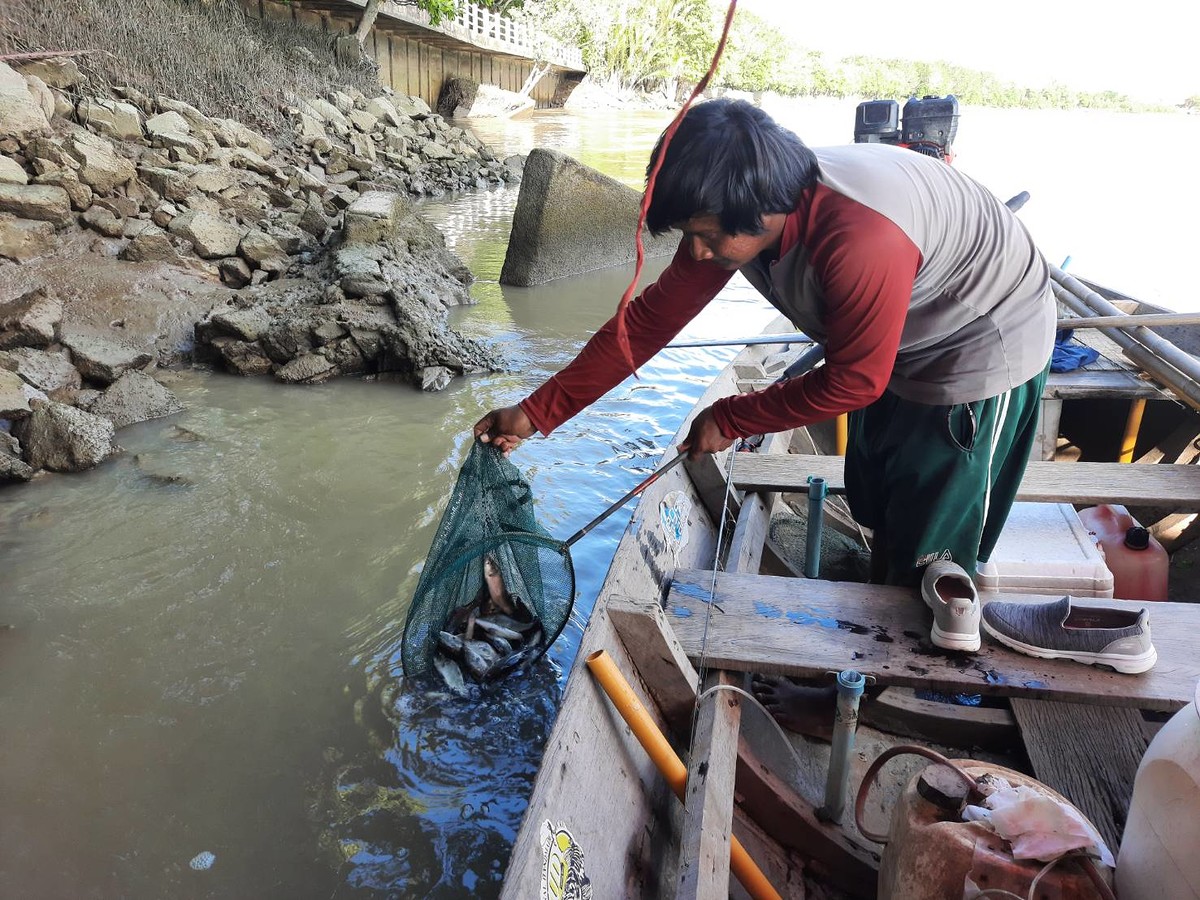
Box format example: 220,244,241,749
835,413,848,456
1120,398,1146,463
585,650,783,900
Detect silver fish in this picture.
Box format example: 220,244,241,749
433,653,468,696
483,613,540,635
438,631,464,658
462,640,499,680
474,618,524,643
482,632,515,655
487,645,539,680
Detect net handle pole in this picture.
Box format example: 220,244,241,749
564,451,687,548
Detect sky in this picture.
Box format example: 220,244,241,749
738,0,1200,104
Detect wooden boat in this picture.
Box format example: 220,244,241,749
498,282,1200,899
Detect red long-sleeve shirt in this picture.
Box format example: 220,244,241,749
520,179,921,440
522,143,1053,443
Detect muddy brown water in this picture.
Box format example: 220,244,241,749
1,101,1197,898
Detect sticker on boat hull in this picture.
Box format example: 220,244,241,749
659,491,692,562
539,820,592,900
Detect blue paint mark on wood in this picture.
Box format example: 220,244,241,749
754,601,782,618
673,582,712,603
673,606,693,618
785,607,840,629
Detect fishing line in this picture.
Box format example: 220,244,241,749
612,0,739,373
686,444,741,743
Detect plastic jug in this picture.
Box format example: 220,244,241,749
1077,504,1168,601
872,757,1109,899
1117,679,1200,899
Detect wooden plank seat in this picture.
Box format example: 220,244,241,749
730,454,1200,508
665,568,1200,711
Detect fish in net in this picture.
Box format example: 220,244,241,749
402,442,575,686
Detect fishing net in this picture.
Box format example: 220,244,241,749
401,441,575,679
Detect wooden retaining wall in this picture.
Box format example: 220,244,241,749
240,0,580,111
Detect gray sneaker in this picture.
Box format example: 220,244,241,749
921,560,981,652
981,596,1157,674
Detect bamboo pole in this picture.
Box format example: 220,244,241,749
585,650,783,900
1051,266,1200,412
1060,311,1200,330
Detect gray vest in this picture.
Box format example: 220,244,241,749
740,144,1054,405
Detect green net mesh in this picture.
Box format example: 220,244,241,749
402,442,575,679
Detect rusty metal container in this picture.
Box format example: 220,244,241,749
878,760,1107,899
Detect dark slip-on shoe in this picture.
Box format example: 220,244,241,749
981,595,1156,674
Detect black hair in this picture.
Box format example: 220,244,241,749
645,98,819,236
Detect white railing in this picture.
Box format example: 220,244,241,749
378,0,585,71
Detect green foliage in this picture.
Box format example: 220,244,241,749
405,0,458,26
518,0,1177,113
515,0,714,90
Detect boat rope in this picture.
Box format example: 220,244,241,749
694,682,819,790
612,0,739,374
687,445,739,732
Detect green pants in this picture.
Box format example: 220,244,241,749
844,367,1048,587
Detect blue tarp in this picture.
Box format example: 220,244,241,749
1051,328,1100,373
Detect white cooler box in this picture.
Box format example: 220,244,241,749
976,502,1114,598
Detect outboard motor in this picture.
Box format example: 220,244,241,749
854,94,959,163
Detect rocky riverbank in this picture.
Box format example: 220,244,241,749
1,55,521,486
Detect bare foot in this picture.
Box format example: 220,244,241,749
751,676,837,741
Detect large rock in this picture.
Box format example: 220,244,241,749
0,368,32,418
238,230,288,273
392,95,431,118
437,76,479,119
419,138,455,161
120,226,178,263
81,205,124,237
145,110,191,137
276,352,335,384
499,148,678,286
15,401,116,472
89,370,183,429
304,98,349,133
0,449,33,482
365,97,402,128
0,287,62,350
343,190,410,245
188,164,236,194
155,97,213,132
210,305,272,341
348,109,378,133
213,118,274,158
34,169,92,210
0,183,72,226
0,156,28,185
60,330,152,385
210,336,273,376
0,61,50,139
0,347,81,400
168,210,246,259
13,58,83,90
77,97,144,141
335,244,388,298
0,214,55,262
22,74,55,121
63,129,137,193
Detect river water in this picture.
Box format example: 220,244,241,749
1,101,1197,899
